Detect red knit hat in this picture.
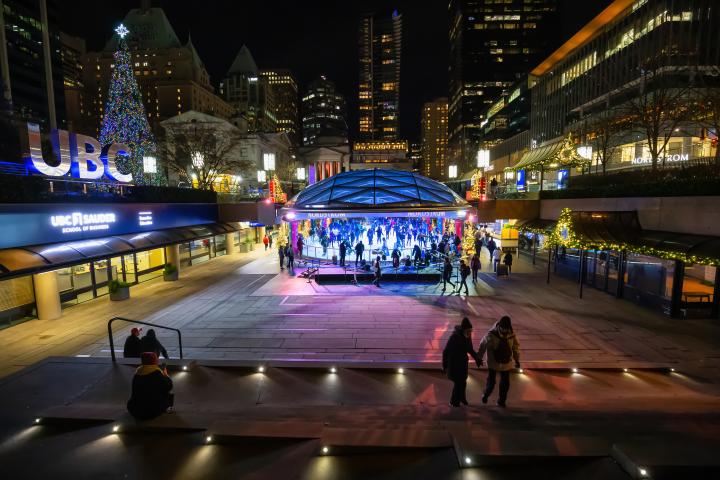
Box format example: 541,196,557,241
141,352,158,365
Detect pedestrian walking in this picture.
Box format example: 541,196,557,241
372,255,382,287
503,251,513,274
442,317,481,407
470,253,481,281
278,244,285,270
268,234,273,249
262,234,269,250
457,259,470,295
441,257,455,291
492,248,501,272
477,316,520,407
296,236,304,258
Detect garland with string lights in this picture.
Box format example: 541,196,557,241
99,24,164,186
533,208,719,266
461,220,476,259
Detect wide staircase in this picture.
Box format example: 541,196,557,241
20,317,720,479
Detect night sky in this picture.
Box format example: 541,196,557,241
61,0,612,142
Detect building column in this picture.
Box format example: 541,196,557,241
32,271,61,320
39,0,56,130
226,233,238,254
670,260,685,318
290,221,298,254
164,244,181,275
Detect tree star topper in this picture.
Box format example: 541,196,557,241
115,24,129,39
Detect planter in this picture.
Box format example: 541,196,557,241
110,286,130,301
239,243,255,253
163,270,179,281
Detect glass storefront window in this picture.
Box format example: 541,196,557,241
58,263,94,306
214,235,227,257
136,248,165,282
123,254,137,284
190,238,211,265
623,254,674,312
0,276,36,328
179,242,192,267
93,259,111,296
681,264,716,309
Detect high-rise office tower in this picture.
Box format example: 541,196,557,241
448,0,560,171
421,98,448,180
358,10,402,140
260,69,299,146
222,45,276,133
301,76,348,146
0,0,65,129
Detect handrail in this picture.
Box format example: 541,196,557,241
107,316,183,362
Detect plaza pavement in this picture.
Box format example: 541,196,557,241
0,244,719,381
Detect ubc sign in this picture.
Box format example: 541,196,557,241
50,212,117,234
25,123,134,183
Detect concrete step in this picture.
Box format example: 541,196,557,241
611,439,720,479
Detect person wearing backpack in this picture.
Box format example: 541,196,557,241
477,316,520,407
456,259,471,295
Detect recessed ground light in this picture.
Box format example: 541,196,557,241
257,366,265,373
623,368,628,372
206,435,212,443
639,467,649,477
182,365,188,371
34,418,41,424
112,425,120,433
670,368,676,372
518,368,524,374
321,446,329,454
572,368,579,373
397,368,404,374
330,367,337,373
464,456,472,465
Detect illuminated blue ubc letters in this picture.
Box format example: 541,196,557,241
25,123,133,183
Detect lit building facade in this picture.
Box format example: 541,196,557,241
60,32,92,134
421,98,449,180
0,0,65,129
221,45,276,133
351,140,410,171
527,0,720,178
260,69,299,146
448,0,560,172
301,76,348,146
358,10,402,140
76,5,232,137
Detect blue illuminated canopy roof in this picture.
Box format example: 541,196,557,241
285,169,469,212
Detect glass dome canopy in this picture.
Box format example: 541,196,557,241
284,169,469,214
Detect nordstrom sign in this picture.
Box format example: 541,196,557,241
25,123,134,183
631,153,689,165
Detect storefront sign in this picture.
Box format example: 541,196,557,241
0,203,218,249
632,154,689,165
50,212,117,234
25,123,134,183
288,210,466,221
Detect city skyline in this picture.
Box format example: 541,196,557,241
61,0,612,143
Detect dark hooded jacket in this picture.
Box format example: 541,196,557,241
140,330,169,359
127,365,173,420
123,334,142,358
442,326,481,381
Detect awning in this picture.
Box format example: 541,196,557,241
515,218,556,233
0,222,239,279
571,211,720,264
512,135,589,171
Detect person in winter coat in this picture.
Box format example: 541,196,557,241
442,317,482,407
503,251,513,274
470,253,481,281
262,234,269,250
127,352,174,420
492,248,501,272
278,244,286,270
296,236,304,259
286,245,295,270
477,316,520,407
457,259,470,295
140,329,169,360
123,327,143,358
339,241,347,267
372,255,382,287
355,241,365,267
441,257,455,291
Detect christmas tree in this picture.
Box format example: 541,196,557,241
99,24,163,185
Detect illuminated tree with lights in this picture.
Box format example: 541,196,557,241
99,24,164,185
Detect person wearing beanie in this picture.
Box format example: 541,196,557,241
442,317,482,407
123,327,142,358
127,351,175,420
477,315,521,407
